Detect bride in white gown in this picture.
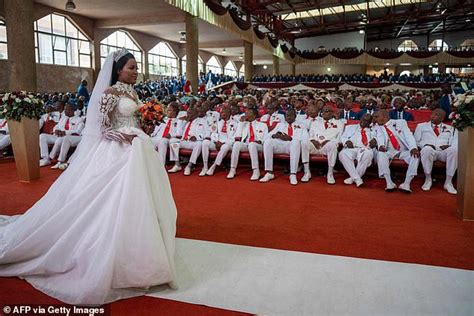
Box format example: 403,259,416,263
0,49,178,305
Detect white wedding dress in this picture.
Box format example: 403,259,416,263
0,54,177,305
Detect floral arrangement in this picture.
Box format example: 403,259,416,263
0,92,44,121
450,93,474,131
138,99,165,134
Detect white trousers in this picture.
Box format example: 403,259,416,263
377,150,419,178
58,135,82,162
177,140,203,164
202,139,232,168
151,137,170,164
338,147,373,181
420,146,457,177
263,139,301,174
0,134,11,150
301,140,338,167
230,141,262,170
40,134,61,159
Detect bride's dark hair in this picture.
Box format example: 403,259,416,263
111,53,135,85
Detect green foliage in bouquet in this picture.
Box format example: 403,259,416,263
450,93,474,132
0,92,45,122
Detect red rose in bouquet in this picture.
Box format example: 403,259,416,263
138,100,164,135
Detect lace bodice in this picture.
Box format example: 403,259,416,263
99,81,142,142
110,97,140,130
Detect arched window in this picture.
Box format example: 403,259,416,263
100,30,142,72
239,64,245,76
224,61,237,77
34,14,91,67
397,40,418,52
182,55,204,74
400,70,411,76
0,20,7,60
207,56,222,75
429,39,449,51
148,42,178,76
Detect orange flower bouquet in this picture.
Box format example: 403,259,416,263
138,100,165,135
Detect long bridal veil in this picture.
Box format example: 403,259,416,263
0,51,178,305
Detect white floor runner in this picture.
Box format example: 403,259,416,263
147,238,473,315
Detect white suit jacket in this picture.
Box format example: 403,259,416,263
340,124,373,148
374,119,416,152
269,121,309,142
414,122,457,150
235,120,268,143
309,118,344,143
151,117,183,139
211,119,238,144
180,117,210,141
53,115,85,136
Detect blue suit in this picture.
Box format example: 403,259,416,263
77,84,90,103
357,108,378,120
389,110,414,121
341,110,359,120
439,95,452,117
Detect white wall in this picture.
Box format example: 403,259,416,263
295,31,365,51
367,30,474,50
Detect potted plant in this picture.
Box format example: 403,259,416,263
0,92,44,181
450,92,474,220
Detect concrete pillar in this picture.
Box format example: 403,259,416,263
178,57,183,75
5,0,36,92
244,40,253,82
185,13,199,94
291,63,296,76
143,51,150,81
92,30,102,82
272,55,280,76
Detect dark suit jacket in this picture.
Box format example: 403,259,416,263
389,110,414,121
357,108,378,120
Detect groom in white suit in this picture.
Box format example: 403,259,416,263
260,108,308,185
373,110,420,193
338,113,375,187
301,106,344,184
414,109,458,194
151,102,183,163
227,107,268,180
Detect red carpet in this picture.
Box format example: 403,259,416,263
0,159,473,313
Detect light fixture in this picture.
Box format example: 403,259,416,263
65,0,76,10
289,28,302,34
428,65,433,68
222,48,226,54
468,64,472,67
466,19,471,22
179,31,186,43
359,29,365,34
385,63,390,66
253,62,257,66
263,65,268,69
441,9,447,15
238,53,243,60
434,62,439,65
327,67,331,72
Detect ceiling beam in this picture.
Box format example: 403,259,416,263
95,14,185,28
199,40,245,49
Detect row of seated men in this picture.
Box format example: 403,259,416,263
0,101,86,162
149,101,457,194
38,101,86,169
